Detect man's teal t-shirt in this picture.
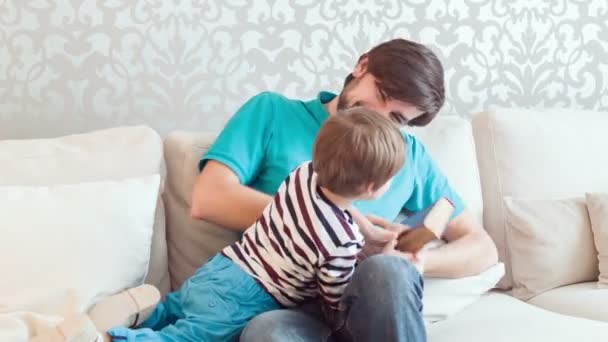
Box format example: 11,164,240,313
200,91,465,221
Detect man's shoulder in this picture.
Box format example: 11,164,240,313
232,91,297,124
400,131,427,161
248,91,302,107
399,130,452,188
399,130,442,177
239,91,310,122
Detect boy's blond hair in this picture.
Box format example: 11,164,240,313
313,107,406,197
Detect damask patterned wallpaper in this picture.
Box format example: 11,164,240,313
1,1,607,139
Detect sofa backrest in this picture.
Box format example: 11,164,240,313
163,116,484,289
403,116,484,224
163,132,240,290
0,126,170,296
472,108,608,289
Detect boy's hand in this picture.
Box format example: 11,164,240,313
367,215,425,273
357,215,405,261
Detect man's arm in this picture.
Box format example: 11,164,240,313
422,208,498,278
397,136,498,277
191,160,272,231
190,92,277,231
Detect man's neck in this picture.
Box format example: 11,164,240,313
319,186,353,210
323,95,339,117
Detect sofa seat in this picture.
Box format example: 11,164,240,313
428,291,608,341
527,282,608,323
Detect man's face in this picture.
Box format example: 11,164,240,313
337,72,424,127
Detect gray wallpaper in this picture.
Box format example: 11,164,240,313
1,1,607,139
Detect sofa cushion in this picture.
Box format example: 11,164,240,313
0,175,160,314
503,196,598,300
586,193,608,288
0,126,170,296
427,291,608,341
527,282,608,323
472,108,608,289
164,116,484,290
163,131,240,290
424,262,504,322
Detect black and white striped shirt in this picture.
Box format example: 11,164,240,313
222,162,364,309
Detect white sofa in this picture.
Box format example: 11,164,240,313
2,107,608,341
162,107,608,340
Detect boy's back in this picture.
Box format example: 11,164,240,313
222,161,363,309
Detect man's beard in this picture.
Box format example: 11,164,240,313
337,91,350,111
337,76,361,111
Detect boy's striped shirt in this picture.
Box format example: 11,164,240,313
222,162,364,309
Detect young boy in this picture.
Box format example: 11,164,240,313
36,107,406,342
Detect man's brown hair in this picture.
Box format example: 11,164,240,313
313,107,406,197
344,38,445,127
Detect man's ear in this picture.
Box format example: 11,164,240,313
353,54,369,78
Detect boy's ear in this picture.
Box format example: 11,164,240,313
358,183,377,200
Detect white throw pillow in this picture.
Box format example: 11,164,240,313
0,175,160,315
423,262,505,323
586,193,608,288
0,126,169,297
504,197,598,300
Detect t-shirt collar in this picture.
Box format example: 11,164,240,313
304,91,335,124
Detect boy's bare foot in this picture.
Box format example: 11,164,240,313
88,284,160,331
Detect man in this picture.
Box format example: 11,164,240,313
191,38,498,341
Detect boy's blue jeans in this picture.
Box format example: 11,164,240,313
240,254,426,342
107,254,280,341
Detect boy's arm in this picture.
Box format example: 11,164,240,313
191,160,272,231
349,207,402,260
317,242,362,322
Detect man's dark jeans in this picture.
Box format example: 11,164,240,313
240,255,426,342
